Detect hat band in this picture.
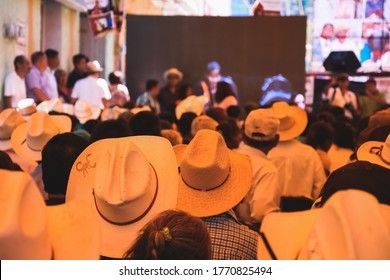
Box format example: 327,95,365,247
180,167,230,192
370,146,390,165
92,163,159,226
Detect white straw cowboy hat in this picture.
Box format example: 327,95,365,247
17,98,37,121
0,109,25,151
190,115,218,137
130,105,151,115
357,134,390,169
86,60,104,73
74,100,101,124
164,68,183,81
258,190,390,260
66,136,178,258
269,101,307,141
175,96,205,120
174,129,252,218
101,106,128,121
36,98,64,113
11,111,71,162
0,169,100,260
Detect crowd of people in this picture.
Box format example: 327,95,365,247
1,50,390,260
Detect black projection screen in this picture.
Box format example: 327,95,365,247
126,15,306,109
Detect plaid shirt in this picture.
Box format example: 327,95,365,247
202,210,258,260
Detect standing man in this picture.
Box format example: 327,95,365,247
25,51,50,103
44,49,60,99
4,55,31,108
67,53,88,93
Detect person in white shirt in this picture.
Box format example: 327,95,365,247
234,108,281,230
44,49,60,99
4,55,31,108
331,26,360,61
71,60,111,109
267,102,326,202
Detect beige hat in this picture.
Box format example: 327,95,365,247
74,100,101,124
11,111,71,162
174,129,252,217
130,105,152,115
17,98,37,120
175,96,206,120
258,190,390,260
191,115,218,137
244,108,280,141
269,101,307,141
62,103,75,115
0,109,25,151
36,98,64,113
86,60,103,73
164,68,183,81
66,136,178,258
101,106,128,121
161,129,183,146
357,134,390,169
0,169,100,260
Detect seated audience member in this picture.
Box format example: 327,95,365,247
123,210,211,260
82,119,101,135
136,79,161,114
227,105,243,129
0,151,20,171
108,71,130,107
258,190,390,260
328,120,355,172
161,129,183,146
0,169,100,260
174,130,260,260
235,109,281,229
206,107,228,124
90,119,131,143
305,121,335,176
191,115,218,137
216,119,241,149
177,112,197,144
42,133,89,205
214,81,238,110
158,111,177,130
66,136,178,259
268,102,326,202
129,111,162,136
360,79,387,118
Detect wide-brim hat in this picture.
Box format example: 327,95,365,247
11,112,71,162
17,98,37,121
0,170,100,260
174,129,252,218
86,60,103,73
258,190,390,260
0,109,25,151
101,106,128,121
66,136,178,258
36,98,64,113
269,101,307,141
357,134,390,169
175,96,205,120
164,68,183,81
74,100,101,124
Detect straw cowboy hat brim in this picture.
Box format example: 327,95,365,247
276,105,307,142
75,105,101,124
357,140,390,169
0,109,25,151
101,106,128,121
174,144,252,218
11,115,71,162
175,96,205,120
66,136,178,258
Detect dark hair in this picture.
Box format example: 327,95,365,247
177,112,197,140
0,151,17,171
42,133,88,195
31,51,45,65
332,120,355,150
45,49,59,59
242,132,276,149
366,78,377,85
177,83,192,101
217,119,241,149
129,111,161,136
305,121,334,152
108,72,121,85
146,79,159,91
205,107,227,124
83,119,101,134
226,105,240,119
13,55,26,70
215,81,236,104
72,53,87,65
90,119,130,143
123,210,211,260
158,111,176,126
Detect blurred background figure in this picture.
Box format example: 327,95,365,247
108,71,130,107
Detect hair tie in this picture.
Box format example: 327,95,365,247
161,227,172,242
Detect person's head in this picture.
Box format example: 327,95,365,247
82,119,100,135
108,71,123,85
217,119,241,149
177,112,197,138
72,53,88,72
321,23,334,39
90,119,130,143
365,78,377,92
129,111,162,136
335,26,349,41
332,120,356,150
123,210,211,260
164,68,182,87
226,105,241,119
215,81,235,103
45,49,60,70
146,79,160,97
13,55,31,76
42,133,88,196
54,69,67,87
206,61,221,84
305,121,334,152
31,51,47,72
177,83,193,101
205,107,228,124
